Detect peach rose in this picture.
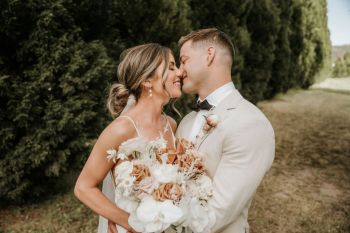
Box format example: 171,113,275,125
153,183,182,201
131,164,150,183
176,153,204,175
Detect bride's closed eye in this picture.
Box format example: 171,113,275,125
169,62,176,71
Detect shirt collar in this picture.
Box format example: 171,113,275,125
198,82,235,107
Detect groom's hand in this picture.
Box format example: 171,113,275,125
108,220,118,233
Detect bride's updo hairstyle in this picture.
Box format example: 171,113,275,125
107,43,171,118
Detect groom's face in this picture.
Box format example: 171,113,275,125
179,40,207,94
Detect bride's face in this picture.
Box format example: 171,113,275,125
151,53,182,102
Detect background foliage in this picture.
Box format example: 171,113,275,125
333,52,350,78
0,0,331,203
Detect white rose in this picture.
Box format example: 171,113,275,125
118,137,148,157
182,198,216,233
195,175,213,201
151,163,178,184
129,196,183,233
115,195,139,213
115,161,133,180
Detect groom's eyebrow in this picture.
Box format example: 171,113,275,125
180,55,189,62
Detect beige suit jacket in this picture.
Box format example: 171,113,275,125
176,89,275,233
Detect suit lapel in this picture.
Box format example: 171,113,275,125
177,111,197,140
197,89,244,149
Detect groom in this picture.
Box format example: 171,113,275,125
176,28,275,233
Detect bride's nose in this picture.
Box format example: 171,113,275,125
175,67,183,79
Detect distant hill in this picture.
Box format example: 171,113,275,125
332,45,350,62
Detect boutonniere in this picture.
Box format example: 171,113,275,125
202,114,220,132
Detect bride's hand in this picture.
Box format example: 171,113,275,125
107,219,139,233
108,220,118,233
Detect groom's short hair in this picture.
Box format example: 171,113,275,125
179,28,235,63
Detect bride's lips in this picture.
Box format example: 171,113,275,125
173,80,181,87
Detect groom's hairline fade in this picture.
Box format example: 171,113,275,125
178,28,235,64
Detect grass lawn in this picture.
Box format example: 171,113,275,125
1,89,349,233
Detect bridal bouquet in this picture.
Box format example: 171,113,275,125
107,137,216,233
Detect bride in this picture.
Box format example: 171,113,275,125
74,43,182,233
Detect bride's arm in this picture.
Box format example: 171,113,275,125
74,118,137,232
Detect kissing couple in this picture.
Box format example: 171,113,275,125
74,28,275,233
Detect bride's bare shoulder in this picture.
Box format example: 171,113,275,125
98,116,137,145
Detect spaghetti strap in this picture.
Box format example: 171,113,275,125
119,115,141,137
164,114,176,148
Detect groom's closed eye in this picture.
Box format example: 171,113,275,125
180,56,189,65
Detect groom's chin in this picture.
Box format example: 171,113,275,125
181,85,195,95
182,88,196,95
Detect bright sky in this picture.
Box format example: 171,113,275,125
327,0,350,45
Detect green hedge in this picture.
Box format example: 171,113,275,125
0,0,331,203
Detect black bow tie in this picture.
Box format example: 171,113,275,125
191,99,214,112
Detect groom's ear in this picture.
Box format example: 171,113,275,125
206,46,216,66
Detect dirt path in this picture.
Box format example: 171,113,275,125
311,77,350,92
249,89,350,233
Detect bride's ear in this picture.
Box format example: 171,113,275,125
141,79,152,89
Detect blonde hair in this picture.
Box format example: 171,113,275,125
179,28,235,64
107,43,171,118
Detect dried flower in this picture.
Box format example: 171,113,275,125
202,114,220,133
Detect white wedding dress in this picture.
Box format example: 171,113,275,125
97,113,175,233
98,173,115,233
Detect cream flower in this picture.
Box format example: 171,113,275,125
202,114,220,133
115,161,133,180
118,137,148,159
206,114,219,127
107,149,118,162
148,137,167,151
134,177,159,199
195,175,213,201
179,197,216,233
151,163,178,184
115,195,139,213
129,196,183,233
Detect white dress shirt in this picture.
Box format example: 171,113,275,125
188,82,235,142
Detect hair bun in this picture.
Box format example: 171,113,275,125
107,83,130,118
